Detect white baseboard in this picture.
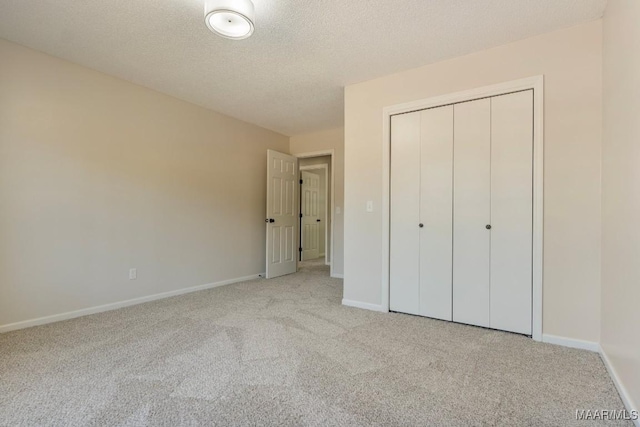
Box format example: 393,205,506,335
600,345,640,425
0,273,264,334
542,334,600,352
331,273,344,279
342,299,385,312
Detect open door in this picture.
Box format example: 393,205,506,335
266,150,298,279
301,170,320,261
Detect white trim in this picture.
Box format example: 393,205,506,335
0,273,264,334
541,334,599,352
600,346,640,424
342,299,384,312
295,149,335,159
381,76,544,340
294,149,336,277
300,164,330,265
331,273,344,279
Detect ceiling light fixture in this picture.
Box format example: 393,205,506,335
204,0,255,40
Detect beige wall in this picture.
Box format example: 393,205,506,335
601,0,640,412
0,39,289,328
300,156,331,259
344,21,603,343
290,128,344,277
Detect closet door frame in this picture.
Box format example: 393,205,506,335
381,76,544,341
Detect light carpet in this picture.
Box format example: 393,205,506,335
0,259,630,426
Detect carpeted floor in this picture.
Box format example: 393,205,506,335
0,258,630,426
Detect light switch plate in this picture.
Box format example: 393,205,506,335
366,201,374,212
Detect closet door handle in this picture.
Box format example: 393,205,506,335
419,223,424,228
486,224,492,230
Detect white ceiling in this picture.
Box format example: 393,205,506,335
0,0,606,136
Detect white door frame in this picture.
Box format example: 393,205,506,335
300,164,330,263
381,76,544,341
294,150,336,278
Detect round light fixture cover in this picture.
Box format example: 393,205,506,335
204,0,255,40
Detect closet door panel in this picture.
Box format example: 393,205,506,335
419,106,454,320
453,99,491,328
490,91,533,335
390,112,421,315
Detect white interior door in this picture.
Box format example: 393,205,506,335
453,98,492,328
301,170,320,261
390,111,421,315
490,91,533,335
266,150,298,279
419,105,454,321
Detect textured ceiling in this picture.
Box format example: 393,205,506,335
0,0,606,136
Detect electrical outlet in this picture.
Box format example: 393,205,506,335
129,268,137,280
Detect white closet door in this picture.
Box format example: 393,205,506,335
419,106,453,320
453,99,491,328
490,91,533,335
390,112,421,315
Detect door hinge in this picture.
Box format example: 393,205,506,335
300,213,303,218
299,179,303,184
299,247,303,252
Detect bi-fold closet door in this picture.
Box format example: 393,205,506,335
390,105,454,320
390,90,533,336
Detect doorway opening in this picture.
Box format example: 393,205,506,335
297,153,333,274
